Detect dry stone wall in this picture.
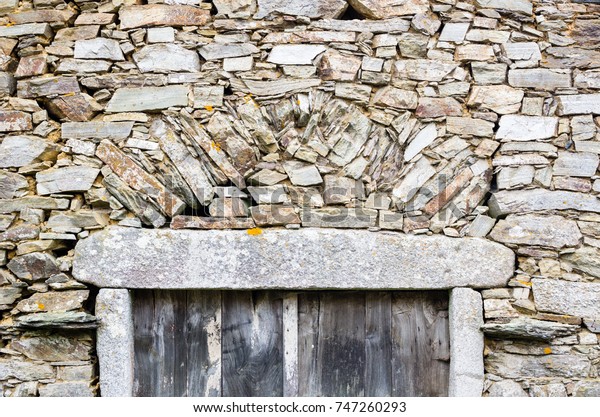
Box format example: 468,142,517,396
0,0,599,397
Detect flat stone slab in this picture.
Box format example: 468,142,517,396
533,279,600,318
73,227,514,289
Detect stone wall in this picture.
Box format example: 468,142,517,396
0,0,599,397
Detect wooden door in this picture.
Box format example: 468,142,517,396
132,290,449,397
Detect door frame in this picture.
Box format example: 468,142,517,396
74,226,515,397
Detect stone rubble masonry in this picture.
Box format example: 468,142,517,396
0,0,599,399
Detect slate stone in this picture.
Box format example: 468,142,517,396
133,44,201,73
0,135,60,168
0,360,53,381
489,189,600,216
490,214,582,248
105,86,189,112
15,290,89,313
36,166,100,195
39,382,94,397
482,318,579,340
267,45,326,65
17,76,80,99
347,0,429,19
256,0,347,18
533,279,600,317
74,38,124,61
553,152,599,177
495,115,558,141
12,335,91,361
485,352,590,379
7,252,60,281
0,171,28,199
0,111,32,132
73,227,514,289
119,5,210,29
557,94,600,115
61,122,133,141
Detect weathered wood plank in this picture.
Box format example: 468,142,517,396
298,292,320,397
365,292,392,397
186,291,222,397
283,293,298,397
222,291,283,397
391,291,450,397
299,292,366,397
133,290,157,397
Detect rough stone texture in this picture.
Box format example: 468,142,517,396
487,380,528,397
36,166,100,195
490,215,582,248
489,189,600,216
119,5,210,29
0,135,59,168
482,318,579,341
105,86,189,113
133,44,201,73
96,289,134,397
449,288,484,397
532,279,600,318
485,352,590,379
74,227,513,289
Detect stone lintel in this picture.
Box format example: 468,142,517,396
73,227,514,289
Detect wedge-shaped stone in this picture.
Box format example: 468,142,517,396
482,318,579,341
61,122,133,141
392,157,436,203
133,44,201,73
496,115,558,141
446,117,494,137
486,352,590,379
347,0,428,18
151,120,214,205
508,69,571,90
119,5,210,29
475,0,532,14
490,214,581,248
236,100,278,151
553,152,599,177
489,189,600,216
256,0,347,18
199,43,259,60
404,123,437,161
105,86,189,112
0,135,59,168
96,140,185,217
467,85,523,114
17,76,80,99
102,169,166,228
74,38,124,61
0,23,52,39
544,47,600,69
73,227,514,289
533,279,600,317
310,17,410,33
0,111,31,132
267,45,326,65
206,112,257,174
178,110,246,189
556,94,600,116
36,166,100,195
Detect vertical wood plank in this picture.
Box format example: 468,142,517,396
154,290,177,397
222,291,283,397
391,291,450,397
133,290,157,397
365,292,392,397
283,293,298,397
186,290,222,397
298,292,321,397
298,292,367,397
